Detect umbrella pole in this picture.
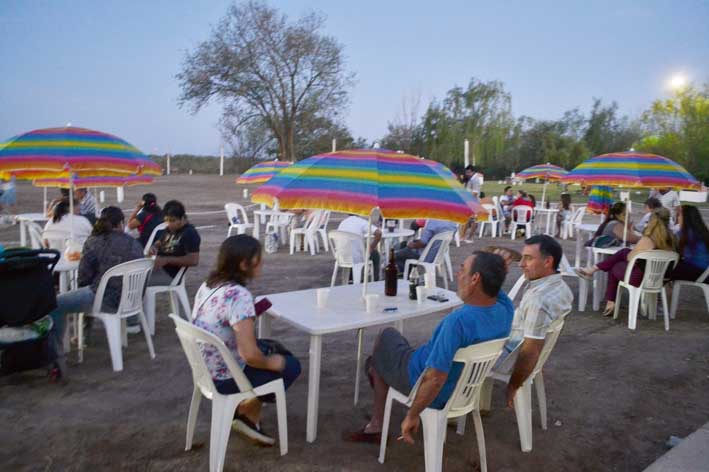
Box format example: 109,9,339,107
541,181,547,208
69,178,75,240
622,197,629,245
362,208,377,299
42,187,47,214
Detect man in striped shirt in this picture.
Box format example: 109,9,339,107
75,188,98,224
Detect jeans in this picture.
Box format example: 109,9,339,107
394,247,421,273
48,286,95,344
148,267,174,286
213,354,301,403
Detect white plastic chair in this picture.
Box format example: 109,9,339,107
289,210,322,255
510,207,533,240
670,266,709,319
78,258,155,372
378,338,507,472
169,315,288,472
143,222,167,256
144,267,191,335
613,250,679,330
328,230,374,286
225,203,254,237
26,221,45,249
479,316,567,452
478,201,500,238
561,206,587,240
403,231,455,289
42,228,71,251
265,212,293,243
315,210,330,252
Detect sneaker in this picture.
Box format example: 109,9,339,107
232,413,275,446
126,324,142,334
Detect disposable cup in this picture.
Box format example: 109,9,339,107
416,286,426,304
365,294,379,313
424,272,436,289
316,288,330,308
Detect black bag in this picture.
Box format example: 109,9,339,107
257,338,293,357
0,335,57,374
0,249,60,327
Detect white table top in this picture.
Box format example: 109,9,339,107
15,213,48,222
264,280,461,336
380,229,415,239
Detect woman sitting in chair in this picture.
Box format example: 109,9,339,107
43,199,94,244
192,235,301,446
576,207,676,316
587,201,642,248
670,205,709,282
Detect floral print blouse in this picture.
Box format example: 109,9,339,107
192,282,255,380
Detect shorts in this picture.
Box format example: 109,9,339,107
372,327,415,394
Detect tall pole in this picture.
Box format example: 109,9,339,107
332,138,336,152
219,145,224,176
464,139,470,167
166,152,171,176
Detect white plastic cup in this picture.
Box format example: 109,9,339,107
243,189,249,199
416,286,426,304
316,288,330,308
365,294,379,313
424,272,436,289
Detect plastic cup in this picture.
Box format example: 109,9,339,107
316,288,330,308
365,294,379,313
416,286,426,304
424,272,436,289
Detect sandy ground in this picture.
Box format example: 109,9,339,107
1,175,708,472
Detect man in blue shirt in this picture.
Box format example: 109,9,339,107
394,219,458,272
344,250,514,444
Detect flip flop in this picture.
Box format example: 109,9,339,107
342,427,382,444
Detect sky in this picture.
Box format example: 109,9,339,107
1,0,708,156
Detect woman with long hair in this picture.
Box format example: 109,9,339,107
127,192,164,247
670,205,709,282
192,234,301,446
589,201,641,246
576,207,676,316
42,199,94,245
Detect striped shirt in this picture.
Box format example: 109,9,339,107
80,192,98,217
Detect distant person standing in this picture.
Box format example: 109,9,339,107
465,165,483,199
0,176,17,216
74,188,98,224
127,193,164,247
148,200,201,285
337,214,382,280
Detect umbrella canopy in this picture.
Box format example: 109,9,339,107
252,149,485,224
0,126,161,180
33,174,154,189
561,151,700,190
516,163,568,181
586,185,614,215
236,160,292,184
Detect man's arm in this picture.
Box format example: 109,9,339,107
400,368,448,444
154,252,199,269
406,239,426,250
505,338,544,407
370,229,382,253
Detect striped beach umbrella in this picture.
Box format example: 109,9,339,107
516,163,568,181
236,160,292,184
586,185,614,215
561,151,700,190
0,126,160,180
252,149,485,224
33,174,154,189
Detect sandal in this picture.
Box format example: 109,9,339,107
602,302,615,317
342,426,382,444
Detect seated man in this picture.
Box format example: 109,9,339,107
74,188,98,225
493,235,573,408
148,200,201,286
344,251,514,443
337,214,382,281
394,219,457,273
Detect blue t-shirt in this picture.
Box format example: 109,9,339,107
407,292,514,409
684,231,709,271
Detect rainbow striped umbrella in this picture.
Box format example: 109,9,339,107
516,163,568,181
561,151,700,190
586,185,614,215
0,126,161,180
252,149,485,224
33,174,154,189
236,160,292,184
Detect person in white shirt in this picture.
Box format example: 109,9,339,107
43,199,93,245
337,215,382,280
654,188,680,211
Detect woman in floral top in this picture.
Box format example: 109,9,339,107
192,234,301,446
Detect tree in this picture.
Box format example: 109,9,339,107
380,91,425,154
583,98,641,155
637,83,709,182
177,1,355,161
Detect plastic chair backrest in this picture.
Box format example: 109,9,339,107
418,230,454,265
625,250,679,291
143,222,168,256
408,338,507,416
92,258,153,315
42,228,71,251
328,230,366,265
571,206,587,225
318,210,330,230
27,221,46,249
169,314,256,397
695,266,709,284
512,206,532,222
531,316,567,377
224,203,250,226
482,204,496,222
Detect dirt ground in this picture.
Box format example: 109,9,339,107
1,175,708,472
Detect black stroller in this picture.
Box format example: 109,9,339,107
0,248,62,379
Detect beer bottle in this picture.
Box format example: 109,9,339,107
384,248,398,296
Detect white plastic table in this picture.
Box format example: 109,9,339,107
380,228,415,267
252,209,294,239
533,208,559,236
259,279,461,443
574,223,600,268
15,213,48,246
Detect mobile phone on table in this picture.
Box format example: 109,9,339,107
254,297,272,316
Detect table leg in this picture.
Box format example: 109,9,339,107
20,221,27,247
306,335,322,443
575,232,583,268
253,217,261,240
